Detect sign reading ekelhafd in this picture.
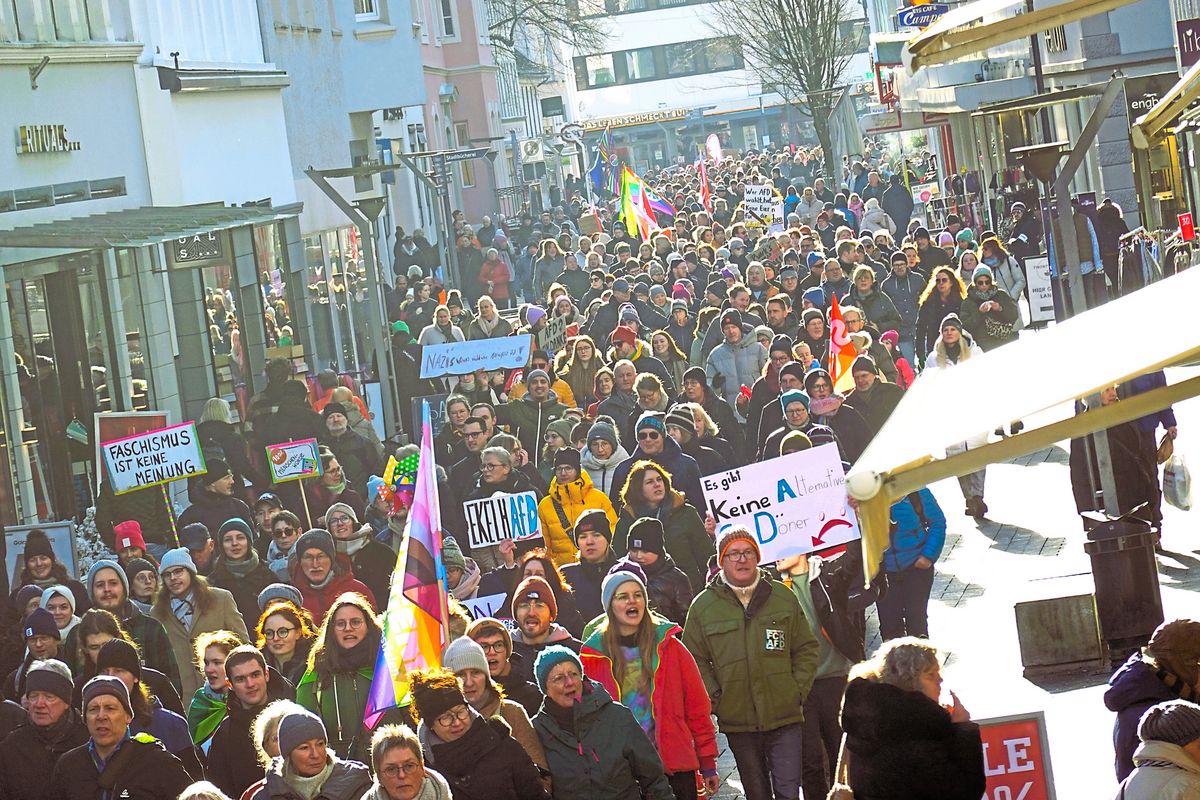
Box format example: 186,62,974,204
420,334,533,379
463,491,542,550
701,443,860,562
100,421,207,495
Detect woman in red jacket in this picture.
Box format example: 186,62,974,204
580,566,718,800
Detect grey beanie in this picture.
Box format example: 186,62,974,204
587,418,619,450
278,707,328,757
443,635,490,677
86,560,129,597
1139,699,1200,745
442,537,466,572
258,583,305,612
158,547,197,577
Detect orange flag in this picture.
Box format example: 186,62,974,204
828,294,855,393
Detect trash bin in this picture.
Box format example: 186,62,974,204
1082,511,1164,665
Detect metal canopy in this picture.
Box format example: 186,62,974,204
904,0,1138,72
1132,59,1200,148
0,204,295,249
971,81,1109,117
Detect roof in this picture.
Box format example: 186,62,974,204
0,204,299,250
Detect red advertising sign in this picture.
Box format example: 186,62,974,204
1180,212,1195,241
978,711,1056,799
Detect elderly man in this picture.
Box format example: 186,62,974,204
0,659,88,799
845,355,904,442
319,402,384,495
598,360,641,449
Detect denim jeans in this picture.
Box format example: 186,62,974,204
877,563,936,640
725,721,804,800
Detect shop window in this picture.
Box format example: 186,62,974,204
625,47,658,81
113,249,153,412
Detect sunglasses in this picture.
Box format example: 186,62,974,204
272,527,296,539
638,430,661,441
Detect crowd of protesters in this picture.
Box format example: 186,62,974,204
0,143,1186,800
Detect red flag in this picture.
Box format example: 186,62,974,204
828,294,855,393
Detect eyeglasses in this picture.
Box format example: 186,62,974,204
481,462,503,471
334,618,365,631
464,429,485,439
434,706,470,728
301,553,331,564
550,670,581,686
381,762,423,778
936,277,950,284
327,514,353,526
725,549,757,562
477,641,507,653
263,626,295,640
638,430,661,441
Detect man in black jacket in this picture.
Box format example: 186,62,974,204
559,509,619,622
0,660,88,800
208,647,294,798
319,403,384,496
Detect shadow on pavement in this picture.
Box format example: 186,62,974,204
974,519,1067,557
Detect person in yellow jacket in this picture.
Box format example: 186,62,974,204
538,448,617,568
508,349,578,409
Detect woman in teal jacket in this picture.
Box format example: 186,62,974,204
877,488,946,642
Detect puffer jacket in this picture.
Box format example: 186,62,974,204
538,471,618,567
858,200,896,235
533,680,675,800
681,570,819,733
1118,740,1200,799
882,488,947,572
991,254,1027,305
639,552,696,626
581,620,717,776
880,270,925,338
795,195,823,227
705,328,768,418
613,492,713,594
581,443,631,497
1105,652,1191,781
247,755,372,800
497,391,569,469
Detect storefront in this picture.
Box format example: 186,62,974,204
0,204,303,524
300,224,380,376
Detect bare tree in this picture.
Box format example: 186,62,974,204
712,0,860,178
486,0,608,61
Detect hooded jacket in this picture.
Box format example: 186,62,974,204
511,624,582,685
859,199,896,235
207,667,295,799
581,619,717,776
705,328,768,418
532,680,675,800
497,391,569,470
960,284,1020,352
537,471,618,568
1104,652,1195,781
607,437,705,519
880,269,925,337
247,755,373,800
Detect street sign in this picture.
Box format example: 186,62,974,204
897,3,948,28
441,147,489,164
560,123,584,145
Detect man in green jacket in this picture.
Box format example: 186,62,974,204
496,369,568,470
682,526,818,800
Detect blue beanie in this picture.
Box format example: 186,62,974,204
806,252,824,269
533,645,583,693
780,389,810,412
802,286,825,306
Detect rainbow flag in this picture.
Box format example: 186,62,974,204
620,166,655,240
363,401,448,728
828,294,856,394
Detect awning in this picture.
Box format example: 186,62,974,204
905,0,1139,73
0,203,298,250
848,267,1200,584
971,81,1109,117
1132,60,1200,148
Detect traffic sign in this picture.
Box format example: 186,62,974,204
441,147,490,163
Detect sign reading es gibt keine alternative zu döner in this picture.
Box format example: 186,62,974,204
100,421,207,495
463,491,542,550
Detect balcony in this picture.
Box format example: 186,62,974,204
0,0,134,44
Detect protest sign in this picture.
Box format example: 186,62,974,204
743,184,784,232
100,421,206,495
537,315,568,354
701,443,859,562
463,491,541,550
420,334,532,379
266,438,322,483
410,393,449,445
1024,256,1055,324
462,592,510,620
977,711,1056,799
94,411,170,485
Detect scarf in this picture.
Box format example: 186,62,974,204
476,313,502,336
338,633,379,671
316,480,348,501
223,549,262,579
437,322,457,340
545,692,577,735
187,684,228,745
1155,666,1200,703
944,341,962,364
731,574,761,608
334,526,371,558
171,591,196,632
449,561,481,600
284,758,335,800
307,568,336,591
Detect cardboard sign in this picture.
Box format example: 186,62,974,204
100,421,207,495
420,334,532,379
463,491,541,549
462,592,510,620
537,315,569,354
1024,256,1055,324
743,185,784,232
701,443,860,563
94,411,171,485
978,711,1056,799
266,438,323,483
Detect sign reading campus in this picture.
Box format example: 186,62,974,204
420,334,532,379
463,491,542,550
701,444,860,562
100,421,207,495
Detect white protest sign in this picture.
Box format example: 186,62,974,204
536,315,568,354
1024,256,1055,324
266,438,322,483
420,334,533,379
100,421,207,495
743,184,784,232
463,491,541,549
701,443,860,562
463,592,510,620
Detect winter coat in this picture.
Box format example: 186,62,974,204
342,536,397,613
844,381,905,440
991,254,1027,304
151,585,249,699
960,286,1020,352
362,770,452,800
290,555,377,623
247,755,372,800
882,183,915,233
597,391,640,450
705,329,768,417
881,270,925,337
882,489,947,572
795,196,824,227
208,667,295,799
581,443,631,497
177,490,254,541
538,471,618,568
319,429,385,496
613,493,713,594
679,436,724,478
481,257,513,301
630,344,676,395
607,437,705,517
859,201,896,236
497,392,570,471
843,288,902,340
555,265,592,300
467,314,514,340
1118,740,1200,799
418,322,466,347
297,661,375,763
638,553,695,625
581,619,717,775
510,378,578,410
1070,421,1159,525
840,677,986,800
1104,652,1192,780
533,680,674,800
916,292,964,360
476,689,551,775
209,556,280,633
52,732,193,800
681,570,819,733
0,710,89,800
561,551,619,623
534,254,566,299
424,714,547,800
62,601,182,695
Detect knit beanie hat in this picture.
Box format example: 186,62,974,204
625,518,666,559
158,548,197,577
526,306,547,326
971,265,994,284
636,412,666,436
367,475,387,504
278,708,328,757
411,668,468,722
82,675,132,717
113,521,146,553
204,460,232,485
122,558,156,589
602,568,648,615
851,355,877,375
610,325,636,346
780,389,810,412
553,447,581,471
22,529,54,563
940,313,963,332
443,635,489,677
322,402,348,421
217,518,256,548
802,287,825,307
769,335,794,356
546,418,575,444
665,406,696,437
86,560,129,598
682,366,707,387
40,585,76,615
325,502,359,525
606,557,647,586
23,608,59,641
97,638,141,679
804,368,833,394
14,584,42,613
587,418,619,450
25,659,73,705
526,368,550,384
466,617,513,655
1138,699,1200,745
533,645,583,693
779,361,807,384
442,536,466,572
294,529,336,563
717,526,761,565
879,330,900,346
512,576,557,620
258,583,304,612
781,431,814,453
572,508,612,544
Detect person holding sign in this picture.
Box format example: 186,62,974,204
463,447,542,571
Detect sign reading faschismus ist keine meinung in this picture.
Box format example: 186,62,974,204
100,421,207,495
463,491,541,550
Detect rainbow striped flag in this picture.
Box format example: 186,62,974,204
620,166,655,240
363,401,448,728
597,126,620,196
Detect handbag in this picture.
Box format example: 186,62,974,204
1157,432,1174,465
827,734,853,799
